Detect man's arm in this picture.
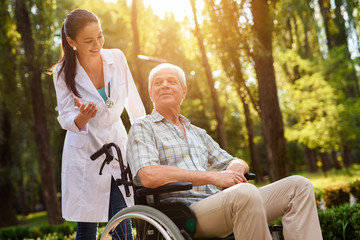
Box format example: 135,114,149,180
127,119,249,189
138,165,247,189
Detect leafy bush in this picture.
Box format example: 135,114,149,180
318,203,360,240
323,184,350,208
0,222,76,240
315,189,322,208
349,179,360,202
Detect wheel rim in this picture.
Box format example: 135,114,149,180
102,212,175,240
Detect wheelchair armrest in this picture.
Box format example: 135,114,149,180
136,182,193,197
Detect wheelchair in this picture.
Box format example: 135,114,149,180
91,142,282,240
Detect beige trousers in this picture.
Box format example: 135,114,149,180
190,175,323,240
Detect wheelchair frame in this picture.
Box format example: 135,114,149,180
91,142,282,240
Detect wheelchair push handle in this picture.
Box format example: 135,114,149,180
90,143,108,160
91,143,133,198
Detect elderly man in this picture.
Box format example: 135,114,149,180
126,63,322,240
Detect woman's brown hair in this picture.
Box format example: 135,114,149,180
49,9,99,97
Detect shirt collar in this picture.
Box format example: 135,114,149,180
100,49,114,66
150,109,191,127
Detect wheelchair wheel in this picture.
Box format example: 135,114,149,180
101,205,185,240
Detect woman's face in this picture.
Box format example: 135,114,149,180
67,21,104,59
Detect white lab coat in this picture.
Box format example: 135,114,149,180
53,49,145,222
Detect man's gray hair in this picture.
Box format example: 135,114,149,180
148,63,186,90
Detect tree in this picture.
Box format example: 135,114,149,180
190,0,228,150
204,0,263,182
251,0,290,181
15,0,62,224
131,0,152,114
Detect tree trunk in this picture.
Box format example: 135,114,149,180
15,0,62,225
342,145,353,168
251,0,290,182
319,0,360,97
304,146,318,173
239,92,262,183
318,0,333,50
190,0,228,150
131,0,153,114
331,150,342,170
230,49,262,182
0,105,18,227
319,152,331,176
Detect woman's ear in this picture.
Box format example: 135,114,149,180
66,36,75,48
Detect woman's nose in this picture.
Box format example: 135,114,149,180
94,40,101,48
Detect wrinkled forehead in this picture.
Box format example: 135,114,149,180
152,68,180,80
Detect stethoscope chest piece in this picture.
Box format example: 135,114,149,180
105,98,114,108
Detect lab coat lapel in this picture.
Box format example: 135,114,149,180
75,58,103,103
102,50,115,98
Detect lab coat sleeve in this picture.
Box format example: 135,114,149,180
53,65,88,133
120,51,146,124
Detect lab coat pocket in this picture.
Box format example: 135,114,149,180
63,132,89,173
67,132,88,148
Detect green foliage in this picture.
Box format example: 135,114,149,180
349,179,360,201
323,184,350,208
318,203,360,240
0,222,76,240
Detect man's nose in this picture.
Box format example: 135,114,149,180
161,80,169,87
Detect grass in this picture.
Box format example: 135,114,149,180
294,163,360,192
17,212,49,226
253,164,360,191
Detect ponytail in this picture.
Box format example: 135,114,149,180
49,9,99,97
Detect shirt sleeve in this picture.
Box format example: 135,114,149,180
126,119,160,185
53,65,88,133
119,51,146,124
205,133,236,171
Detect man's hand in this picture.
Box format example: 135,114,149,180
210,170,247,189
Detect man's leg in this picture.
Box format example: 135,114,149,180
259,175,323,240
190,183,272,239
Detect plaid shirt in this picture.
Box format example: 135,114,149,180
127,110,237,206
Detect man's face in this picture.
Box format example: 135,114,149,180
149,69,187,110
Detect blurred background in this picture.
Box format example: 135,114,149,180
1,0,360,230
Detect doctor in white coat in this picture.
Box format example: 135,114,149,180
51,9,145,240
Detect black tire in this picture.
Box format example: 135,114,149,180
101,205,185,240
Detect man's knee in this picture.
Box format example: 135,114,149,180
287,175,314,192
223,183,263,208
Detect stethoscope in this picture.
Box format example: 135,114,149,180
105,81,114,108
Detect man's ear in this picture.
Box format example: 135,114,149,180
182,86,187,99
149,89,153,101
66,36,75,48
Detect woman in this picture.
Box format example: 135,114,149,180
50,9,145,240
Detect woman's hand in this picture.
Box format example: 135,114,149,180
75,97,98,118
74,97,98,129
